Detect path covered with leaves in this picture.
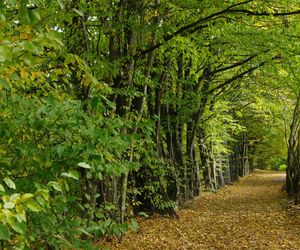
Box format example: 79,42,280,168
102,170,300,249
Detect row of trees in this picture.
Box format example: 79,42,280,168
0,0,300,248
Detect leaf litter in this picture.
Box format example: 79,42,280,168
100,170,300,249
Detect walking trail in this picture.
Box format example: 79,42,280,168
102,170,300,249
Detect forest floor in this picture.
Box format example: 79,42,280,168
100,170,300,250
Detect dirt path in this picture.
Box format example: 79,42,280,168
102,170,300,250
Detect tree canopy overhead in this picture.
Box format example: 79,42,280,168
1,0,300,248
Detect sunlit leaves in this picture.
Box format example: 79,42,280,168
4,177,16,190
3,202,15,209
0,46,12,62
61,170,80,180
48,181,62,192
26,201,42,212
78,162,91,169
19,193,34,203
0,184,5,193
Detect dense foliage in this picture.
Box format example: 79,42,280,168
1,0,300,248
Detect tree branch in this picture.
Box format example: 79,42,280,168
228,9,300,17
208,61,267,95
136,24,208,58
137,1,300,58
137,0,254,58
211,54,258,75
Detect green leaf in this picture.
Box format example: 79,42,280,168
56,145,64,158
0,224,10,241
61,170,79,180
19,193,35,203
57,0,64,9
0,45,12,62
11,222,27,234
47,181,62,192
0,184,5,193
0,78,10,89
73,8,84,17
3,202,15,209
4,177,16,189
16,205,26,222
137,212,149,218
112,225,120,236
27,201,42,212
33,11,41,20
78,162,91,169
129,219,138,231
78,228,93,237
2,195,9,203
0,14,5,21
35,189,49,201
27,9,36,23
47,31,63,46
10,193,20,202
22,41,43,55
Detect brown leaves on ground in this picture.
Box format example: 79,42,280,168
100,170,300,250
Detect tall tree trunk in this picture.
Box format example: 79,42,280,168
210,144,218,191
287,91,300,199
192,144,201,196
